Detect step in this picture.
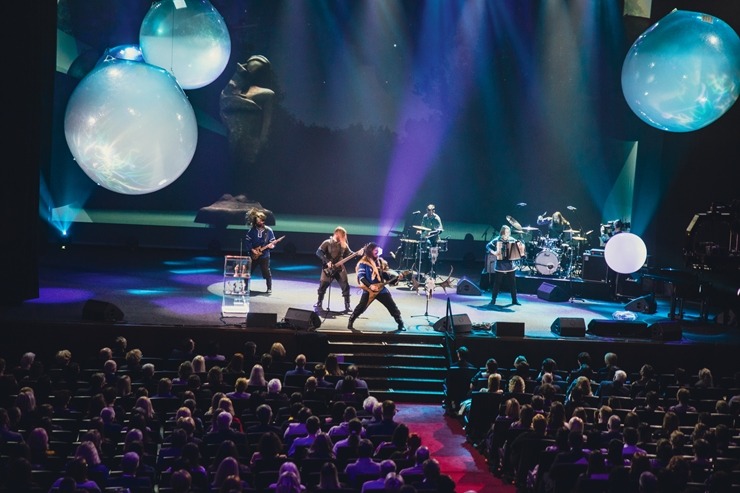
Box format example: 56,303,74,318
365,376,443,393
371,389,445,404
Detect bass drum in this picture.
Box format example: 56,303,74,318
534,249,560,276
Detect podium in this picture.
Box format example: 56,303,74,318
222,256,251,317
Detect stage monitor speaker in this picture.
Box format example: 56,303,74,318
433,314,472,334
550,317,586,337
587,319,650,338
456,277,482,296
82,299,124,323
492,321,524,337
650,321,683,341
246,312,278,328
624,294,657,314
284,308,322,331
537,282,569,302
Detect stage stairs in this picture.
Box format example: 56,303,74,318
325,331,452,404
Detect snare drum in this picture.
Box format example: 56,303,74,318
400,238,419,260
436,239,448,252
534,249,560,275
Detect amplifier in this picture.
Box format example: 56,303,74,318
582,249,610,282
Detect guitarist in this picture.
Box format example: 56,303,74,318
314,226,354,312
244,209,276,294
348,243,406,332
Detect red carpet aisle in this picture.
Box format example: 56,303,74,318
397,403,515,493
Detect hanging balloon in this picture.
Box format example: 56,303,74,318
64,58,198,195
103,44,145,63
622,10,740,132
604,233,647,274
139,0,231,90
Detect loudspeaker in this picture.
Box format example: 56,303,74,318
456,277,482,296
650,321,683,341
246,312,278,328
492,321,524,337
624,294,657,314
537,282,569,302
550,317,586,337
82,299,124,322
587,319,650,338
284,308,322,331
433,314,472,334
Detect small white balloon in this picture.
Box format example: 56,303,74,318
140,0,231,90
604,233,648,274
64,58,198,195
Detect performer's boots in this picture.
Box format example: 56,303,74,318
347,314,356,330
395,317,406,331
313,293,324,310
344,297,351,312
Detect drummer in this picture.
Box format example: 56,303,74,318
418,204,444,246
536,211,571,239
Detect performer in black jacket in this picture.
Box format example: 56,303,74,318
315,226,354,312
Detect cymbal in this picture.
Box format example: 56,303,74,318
572,236,587,241
388,230,405,236
413,225,431,231
521,226,539,231
400,239,419,243
563,229,580,234
506,215,523,230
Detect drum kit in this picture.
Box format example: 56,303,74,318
394,225,447,281
504,215,589,278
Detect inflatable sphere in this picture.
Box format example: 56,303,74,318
139,0,231,90
622,10,740,132
64,58,198,195
604,233,648,274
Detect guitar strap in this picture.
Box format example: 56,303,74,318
358,257,382,283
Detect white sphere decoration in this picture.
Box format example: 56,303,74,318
64,57,198,195
604,232,648,274
139,0,231,90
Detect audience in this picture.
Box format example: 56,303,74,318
2,337,738,493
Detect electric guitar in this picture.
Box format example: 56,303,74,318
251,235,285,261
360,269,411,306
323,243,369,277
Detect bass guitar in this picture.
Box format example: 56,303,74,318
323,243,369,277
251,235,285,261
359,269,411,307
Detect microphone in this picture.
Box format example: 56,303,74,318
516,202,527,207
412,210,421,214
567,206,576,211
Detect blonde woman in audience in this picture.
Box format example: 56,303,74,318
192,355,207,374
247,364,268,389
218,396,243,432
270,462,306,491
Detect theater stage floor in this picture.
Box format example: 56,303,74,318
1,244,734,345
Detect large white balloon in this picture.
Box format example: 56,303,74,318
139,0,231,90
604,233,648,274
64,58,198,195
622,10,740,132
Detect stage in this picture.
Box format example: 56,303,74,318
1,242,737,362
